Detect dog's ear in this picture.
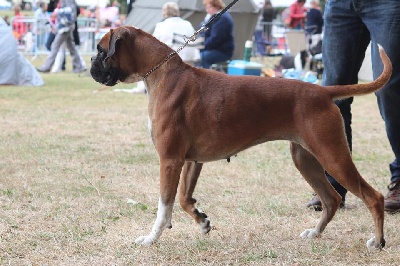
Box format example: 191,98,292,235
105,27,130,62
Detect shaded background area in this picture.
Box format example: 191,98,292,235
125,0,259,60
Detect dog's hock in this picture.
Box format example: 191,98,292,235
300,228,320,239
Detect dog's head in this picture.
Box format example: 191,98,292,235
90,27,137,86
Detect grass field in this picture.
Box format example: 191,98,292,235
0,55,399,265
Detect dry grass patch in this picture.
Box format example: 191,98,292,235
0,68,399,265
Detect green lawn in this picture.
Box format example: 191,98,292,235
0,52,399,265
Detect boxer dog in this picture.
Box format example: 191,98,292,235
90,26,392,249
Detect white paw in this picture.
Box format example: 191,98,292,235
200,218,211,234
300,229,320,239
366,237,376,249
134,235,156,246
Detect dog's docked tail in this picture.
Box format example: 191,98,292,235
325,44,392,100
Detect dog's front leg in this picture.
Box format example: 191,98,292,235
179,161,211,234
135,158,183,245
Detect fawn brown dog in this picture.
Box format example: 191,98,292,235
90,26,392,249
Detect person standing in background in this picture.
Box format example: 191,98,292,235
34,2,49,51
288,0,306,29
37,0,85,73
45,0,59,51
305,0,323,47
127,0,136,15
305,0,400,213
12,6,26,44
261,0,275,42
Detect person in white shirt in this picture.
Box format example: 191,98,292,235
34,2,49,51
152,2,200,64
131,2,200,93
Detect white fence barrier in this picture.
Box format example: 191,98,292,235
9,17,106,57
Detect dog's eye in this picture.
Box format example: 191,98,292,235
97,45,105,54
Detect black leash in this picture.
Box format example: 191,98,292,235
143,0,241,80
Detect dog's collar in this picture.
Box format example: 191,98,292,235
143,51,178,80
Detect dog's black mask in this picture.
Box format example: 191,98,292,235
90,44,120,87
90,29,130,87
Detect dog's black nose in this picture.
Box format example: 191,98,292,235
91,56,95,62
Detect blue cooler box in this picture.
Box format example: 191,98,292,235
227,60,262,76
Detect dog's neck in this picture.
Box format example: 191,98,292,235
143,51,178,80
131,30,184,94
135,29,177,78
144,55,184,96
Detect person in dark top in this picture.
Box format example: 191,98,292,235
305,0,400,214
305,0,323,35
46,0,59,51
127,0,135,15
305,0,323,49
47,0,59,12
261,0,275,41
198,0,234,69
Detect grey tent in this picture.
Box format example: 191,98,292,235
0,18,44,86
125,0,259,60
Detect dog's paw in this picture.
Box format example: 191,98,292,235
200,218,212,234
366,236,386,250
134,235,156,246
300,229,320,239
366,237,376,249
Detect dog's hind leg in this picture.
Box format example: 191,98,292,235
135,158,184,245
320,154,385,249
290,142,342,239
179,161,212,234
301,127,385,248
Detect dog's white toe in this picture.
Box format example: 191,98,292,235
366,237,376,249
200,218,211,234
300,229,320,239
135,235,156,246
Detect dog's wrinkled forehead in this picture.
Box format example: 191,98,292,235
99,27,132,61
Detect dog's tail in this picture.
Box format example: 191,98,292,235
326,44,392,100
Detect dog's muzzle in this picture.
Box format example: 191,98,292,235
90,54,119,86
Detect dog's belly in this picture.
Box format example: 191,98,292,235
185,134,279,163
182,111,294,162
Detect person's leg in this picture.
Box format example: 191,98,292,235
199,50,230,69
51,43,66,73
65,30,84,73
45,32,55,51
306,0,371,209
38,32,67,72
363,0,400,211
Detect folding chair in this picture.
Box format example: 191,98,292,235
285,29,308,57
